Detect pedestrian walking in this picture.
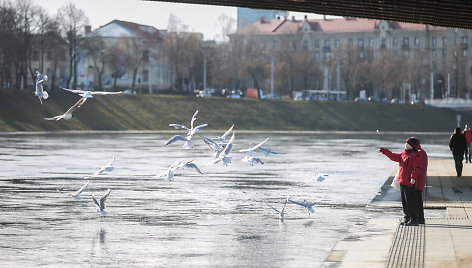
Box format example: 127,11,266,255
449,127,468,177
463,124,472,163
377,137,428,226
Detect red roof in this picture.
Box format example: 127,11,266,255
104,20,163,42
236,18,443,35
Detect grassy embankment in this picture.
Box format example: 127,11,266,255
0,89,468,132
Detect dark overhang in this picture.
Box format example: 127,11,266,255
145,0,472,29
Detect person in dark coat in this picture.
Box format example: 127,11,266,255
449,127,468,178
378,137,428,226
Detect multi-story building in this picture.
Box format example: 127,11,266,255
231,16,472,100
81,20,172,92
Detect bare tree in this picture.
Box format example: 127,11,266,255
0,3,17,89
83,36,106,90
122,37,146,92
57,3,89,89
215,13,235,43
107,42,127,90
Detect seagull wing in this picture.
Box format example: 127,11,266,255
65,97,87,115
89,91,122,95
201,136,222,151
288,199,305,207
44,115,62,121
102,189,111,201
188,124,207,139
184,162,203,174
92,194,100,207
190,110,199,129
169,124,189,131
221,124,234,140
73,180,89,196
249,137,270,151
164,135,188,145
223,133,235,155
58,85,86,94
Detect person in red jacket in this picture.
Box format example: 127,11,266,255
377,137,428,226
463,124,472,163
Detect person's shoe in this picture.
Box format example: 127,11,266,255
405,219,419,226
400,218,410,225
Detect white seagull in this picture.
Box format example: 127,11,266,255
161,160,203,181
57,180,90,200
168,110,205,135
59,86,122,98
164,123,207,148
44,97,87,121
210,124,234,144
92,189,111,216
264,197,288,220
33,71,49,104
241,155,264,165
288,199,316,215
237,137,270,156
201,135,225,158
213,132,235,166
84,156,115,179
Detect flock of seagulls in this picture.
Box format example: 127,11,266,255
33,71,123,121
34,71,327,219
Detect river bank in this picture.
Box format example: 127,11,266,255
0,89,468,132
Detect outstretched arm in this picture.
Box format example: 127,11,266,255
378,147,401,162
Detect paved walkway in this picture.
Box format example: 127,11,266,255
322,159,472,268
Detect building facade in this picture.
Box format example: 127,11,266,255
231,17,472,100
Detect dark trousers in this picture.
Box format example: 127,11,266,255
453,153,464,177
400,184,419,221
416,190,425,223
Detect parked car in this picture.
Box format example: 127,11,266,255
261,93,281,100
196,89,214,97
368,96,380,102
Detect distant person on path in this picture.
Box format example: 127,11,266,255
449,127,468,177
377,137,428,226
463,124,472,163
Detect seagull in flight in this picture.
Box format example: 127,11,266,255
57,180,90,200
288,199,316,215
44,97,87,121
84,156,115,179
164,123,207,148
201,135,225,158
92,189,111,216
160,160,203,181
213,132,235,166
59,86,122,98
264,197,288,220
237,137,270,156
210,124,234,144
241,155,264,166
33,71,49,104
312,173,328,182
168,110,205,135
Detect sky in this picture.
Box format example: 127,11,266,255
30,0,330,42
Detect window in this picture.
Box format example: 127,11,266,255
403,37,409,47
464,50,467,57
369,38,374,47
272,40,277,49
393,38,398,47
334,39,339,48
324,39,330,47
143,50,149,62
443,37,447,46
143,70,149,82
432,37,437,47
462,36,468,44
381,38,386,47
414,37,420,46
314,40,320,48
314,52,320,59
303,40,308,49
348,38,353,46
359,52,364,58
358,39,364,47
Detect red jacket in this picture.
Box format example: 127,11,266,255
463,130,472,144
380,145,428,191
